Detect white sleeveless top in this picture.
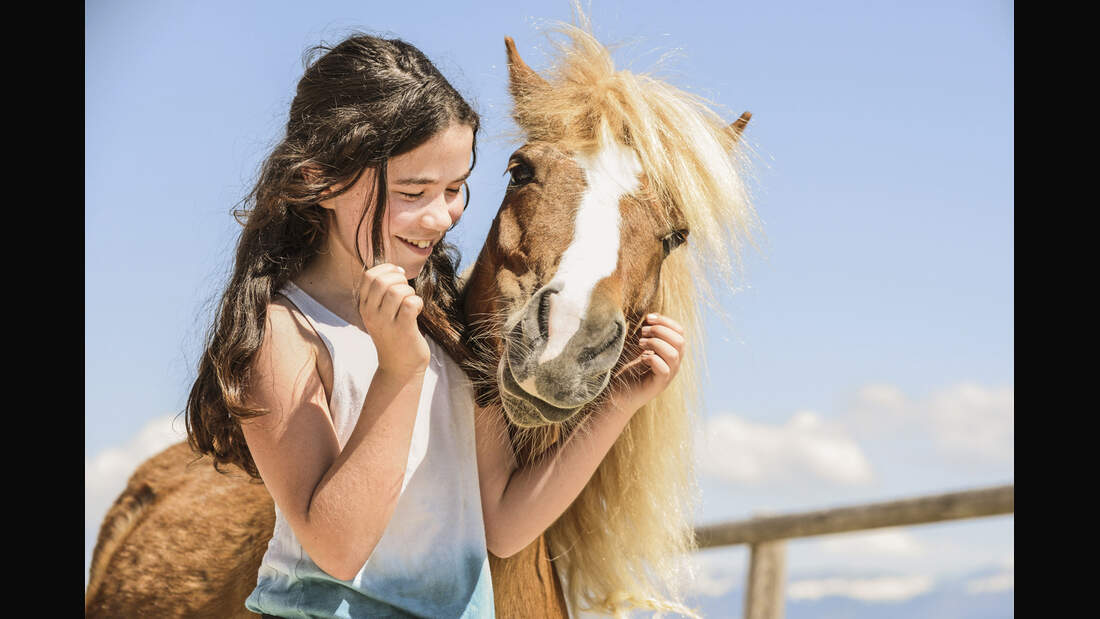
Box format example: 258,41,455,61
245,281,494,618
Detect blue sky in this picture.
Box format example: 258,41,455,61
86,0,1013,613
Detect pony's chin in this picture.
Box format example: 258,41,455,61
501,390,579,428
500,363,584,427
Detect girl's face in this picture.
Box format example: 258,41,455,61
321,122,474,278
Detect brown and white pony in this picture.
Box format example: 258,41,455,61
85,20,756,619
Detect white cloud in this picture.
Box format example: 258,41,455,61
698,411,874,486
966,571,1013,594
927,384,1014,462
844,384,915,435
698,381,1012,495
787,575,934,602
963,551,1013,595
817,528,925,557
683,550,746,598
854,384,910,417
844,383,1013,464
85,415,186,551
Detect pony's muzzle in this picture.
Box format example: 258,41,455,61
504,285,626,413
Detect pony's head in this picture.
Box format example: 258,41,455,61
464,30,754,432
488,114,688,427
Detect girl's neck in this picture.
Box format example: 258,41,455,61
293,240,367,329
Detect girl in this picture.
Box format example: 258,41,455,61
186,33,685,618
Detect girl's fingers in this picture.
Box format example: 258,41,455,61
614,355,647,380
645,313,684,335
363,262,405,282
396,293,424,323
379,283,417,321
362,266,402,297
639,324,685,349
638,336,680,369
363,271,411,315
641,348,672,378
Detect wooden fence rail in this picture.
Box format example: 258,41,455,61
690,483,1014,619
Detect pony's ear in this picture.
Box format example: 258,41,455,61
505,36,550,102
727,111,752,141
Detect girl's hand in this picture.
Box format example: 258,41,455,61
356,263,430,377
612,313,686,413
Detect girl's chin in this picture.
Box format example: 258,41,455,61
389,238,434,277
390,258,426,279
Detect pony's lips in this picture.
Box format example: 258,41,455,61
499,360,580,426
501,315,620,414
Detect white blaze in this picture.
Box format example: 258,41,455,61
538,138,641,364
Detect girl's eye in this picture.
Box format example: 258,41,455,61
399,191,424,200
445,186,462,195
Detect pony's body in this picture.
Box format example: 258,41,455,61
85,442,273,618
87,19,754,619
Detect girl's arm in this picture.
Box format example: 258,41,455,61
475,314,685,558
241,264,429,581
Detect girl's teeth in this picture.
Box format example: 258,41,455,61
401,237,432,249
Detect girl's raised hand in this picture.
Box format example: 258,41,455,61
612,313,686,413
356,263,430,377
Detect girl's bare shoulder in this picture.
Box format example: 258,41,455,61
240,294,334,435
263,294,321,355
261,293,334,404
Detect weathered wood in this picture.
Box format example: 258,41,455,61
743,540,786,619
694,484,1014,549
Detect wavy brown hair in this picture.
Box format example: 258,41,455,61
186,33,480,478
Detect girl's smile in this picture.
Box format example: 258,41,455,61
395,236,436,250
393,234,438,260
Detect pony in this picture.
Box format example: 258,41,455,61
460,19,756,616
85,17,756,619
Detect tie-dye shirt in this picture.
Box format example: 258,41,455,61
245,281,495,618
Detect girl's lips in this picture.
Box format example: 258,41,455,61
396,235,435,256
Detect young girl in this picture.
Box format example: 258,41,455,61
186,33,685,618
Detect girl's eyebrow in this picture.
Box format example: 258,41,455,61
392,170,472,185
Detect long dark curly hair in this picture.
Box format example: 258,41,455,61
186,33,480,478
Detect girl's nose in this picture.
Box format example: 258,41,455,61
419,193,455,232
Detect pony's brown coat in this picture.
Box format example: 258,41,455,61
85,442,272,618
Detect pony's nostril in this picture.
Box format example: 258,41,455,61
537,289,552,341
578,320,624,365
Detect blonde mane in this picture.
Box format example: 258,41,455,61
508,15,758,618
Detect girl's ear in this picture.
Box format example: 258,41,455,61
302,165,324,185
303,165,340,207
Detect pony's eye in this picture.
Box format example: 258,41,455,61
506,161,535,187
661,228,689,257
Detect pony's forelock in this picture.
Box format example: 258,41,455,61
513,20,759,282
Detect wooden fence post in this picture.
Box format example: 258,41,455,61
688,485,1012,619
744,539,786,619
